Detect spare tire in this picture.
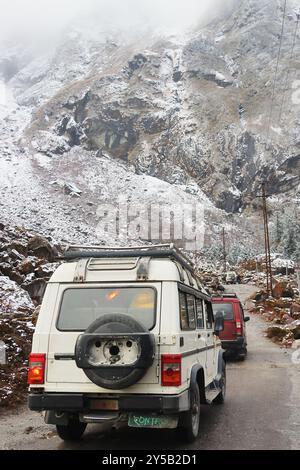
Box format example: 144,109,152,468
75,314,155,390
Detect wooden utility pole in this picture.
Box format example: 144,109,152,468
222,228,227,273
261,183,273,297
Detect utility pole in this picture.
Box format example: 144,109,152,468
261,183,273,297
296,267,300,295
222,228,227,273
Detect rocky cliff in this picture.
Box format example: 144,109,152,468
0,0,299,254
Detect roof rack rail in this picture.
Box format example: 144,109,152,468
211,293,238,298
59,243,195,273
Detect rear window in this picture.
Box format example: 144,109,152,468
57,287,156,331
212,302,234,320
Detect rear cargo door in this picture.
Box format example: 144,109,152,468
212,302,235,341
46,283,161,385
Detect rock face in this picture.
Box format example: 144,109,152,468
0,0,299,250
0,224,60,310
20,0,300,211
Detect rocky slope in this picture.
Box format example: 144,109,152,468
0,223,60,407
0,0,299,254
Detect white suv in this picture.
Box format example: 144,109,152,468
28,244,226,443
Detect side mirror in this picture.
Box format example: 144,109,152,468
214,312,224,337
244,316,250,322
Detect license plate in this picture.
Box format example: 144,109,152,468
128,414,178,429
90,399,119,411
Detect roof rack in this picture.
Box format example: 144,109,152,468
211,293,238,299
59,243,195,273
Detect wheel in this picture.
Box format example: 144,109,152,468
213,363,226,404
238,347,247,361
178,385,201,443
56,419,87,442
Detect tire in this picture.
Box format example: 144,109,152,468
56,419,87,442
238,347,247,361
178,385,201,443
213,363,226,404
75,314,155,390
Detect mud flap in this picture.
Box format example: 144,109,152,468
45,410,70,425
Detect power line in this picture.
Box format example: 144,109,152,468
278,10,300,124
266,0,288,143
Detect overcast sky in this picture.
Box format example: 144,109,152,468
0,0,237,46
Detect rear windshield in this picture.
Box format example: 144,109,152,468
57,287,156,331
212,302,234,320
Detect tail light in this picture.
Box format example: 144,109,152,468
161,354,181,386
28,353,46,385
236,321,242,336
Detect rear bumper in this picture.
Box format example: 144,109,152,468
221,337,245,351
28,390,190,414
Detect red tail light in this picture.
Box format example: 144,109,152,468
161,354,181,387
28,353,45,385
236,321,242,336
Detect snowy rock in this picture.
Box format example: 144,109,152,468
0,276,35,314
27,235,58,261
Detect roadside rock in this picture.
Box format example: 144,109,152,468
0,276,35,314
27,236,58,262
0,315,35,408
22,278,46,303
273,281,295,299
18,258,35,275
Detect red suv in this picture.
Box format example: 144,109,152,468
212,294,250,360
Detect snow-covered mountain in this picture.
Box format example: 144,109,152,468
0,0,299,257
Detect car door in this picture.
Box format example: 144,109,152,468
46,283,161,386
195,297,207,369
203,301,216,382
212,301,236,341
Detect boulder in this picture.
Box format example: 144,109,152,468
7,241,28,256
0,276,35,314
27,236,57,262
273,281,294,299
19,258,35,275
250,290,267,302
266,326,288,339
290,302,300,317
34,263,57,279
22,278,46,303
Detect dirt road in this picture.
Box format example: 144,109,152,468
0,284,299,450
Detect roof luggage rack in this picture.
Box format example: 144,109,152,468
211,293,238,299
60,243,195,274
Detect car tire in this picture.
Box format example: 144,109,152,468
56,419,87,442
75,314,155,390
213,363,226,404
239,347,247,361
178,385,201,443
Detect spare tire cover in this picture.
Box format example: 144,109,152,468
75,314,155,390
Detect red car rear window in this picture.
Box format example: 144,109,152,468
212,303,234,320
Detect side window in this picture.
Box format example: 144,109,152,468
179,291,189,330
195,298,204,329
186,294,196,330
205,302,214,329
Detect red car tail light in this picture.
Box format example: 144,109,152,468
236,321,242,336
161,354,181,386
28,353,46,385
